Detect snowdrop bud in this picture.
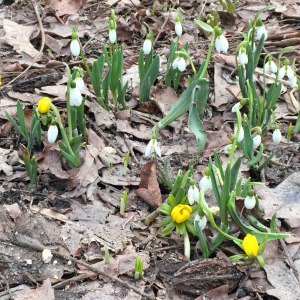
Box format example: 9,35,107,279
232,102,241,113
290,76,298,88
109,29,117,44
252,134,261,150
256,18,267,41
70,39,80,57
172,57,179,69
175,21,182,37
272,127,281,144
194,214,207,230
264,59,277,74
143,38,152,55
144,138,161,157
215,28,229,54
234,126,244,142
75,77,85,93
177,57,186,72
187,185,199,205
199,167,212,193
237,47,248,66
47,124,58,144
244,190,256,209
70,85,83,107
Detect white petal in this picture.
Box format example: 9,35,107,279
290,76,297,88
231,102,241,113
286,66,295,80
199,176,212,192
278,67,286,80
75,77,85,92
194,214,207,230
263,62,271,74
175,22,182,36
153,139,161,157
238,52,248,66
234,126,244,142
244,195,256,209
256,25,267,41
215,35,228,54
270,61,277,73
47,125,58,144
144,140,152,157
187,186,199,205
70,88,83,107
172,57,179,69
272,129,281,144
252,134,261,150
109,29,117,44
70,39,80,56
177,58,186,72
143,39,152,55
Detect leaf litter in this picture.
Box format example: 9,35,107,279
0,0,300,299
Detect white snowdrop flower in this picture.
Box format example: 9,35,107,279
252,134,261,150
194,214,207,230
70,87,83,107
74,77,85,92
256,25,268,41
187,185,199,205
272,128,282,144
172,57,180,69
109,29,117,44
290,76,298,88
42,249,53,264
278,65,295,80
244,193,256,209
264,60,277,74
199,175,212,193
143,38,152,55
232,102,242,113
234,126,244,142
144,138,161,157
70,39,80,57
237,47,248,66
177,57,186,72
215,34,229,54
223,144,233,154
175,21,182,37
47,124,58,144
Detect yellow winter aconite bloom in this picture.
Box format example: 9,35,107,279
38,97,51,114
171,204,192,224
242,234,259,257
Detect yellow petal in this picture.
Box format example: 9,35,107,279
242,234,259,257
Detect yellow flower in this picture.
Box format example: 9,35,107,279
242,234,259,257
37,97,51,114
171,204,192,223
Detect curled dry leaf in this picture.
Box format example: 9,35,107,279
136,161,162,208
46,0,87,16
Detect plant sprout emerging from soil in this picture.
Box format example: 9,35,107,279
134,257,144,280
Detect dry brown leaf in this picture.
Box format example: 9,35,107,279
46,0,87,16
0,19,39,60
136,161,162,208
116,119,152,140
3,203,22,221
152,86,178,116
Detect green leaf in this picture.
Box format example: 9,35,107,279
159,216,172,227
248,143,264,167
161,222,176,236
243,121,253,160
230,156,242,191
195,222,209,258
194,20,213,33
110,49,123,93
176,222,186,235
246,215,268,232
91,55,105,98
209,158,221,205
253,35,265,69
138,49,145,82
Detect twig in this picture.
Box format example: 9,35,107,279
2,235,155,300
52,274,90,289
154,10,173,45
0,274,13,299
0,1,45,91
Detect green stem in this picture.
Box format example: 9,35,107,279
187,55,196,76
199,31,216,79
229,110,242,165
50,103,75,158
183,231,190,260
66,84,73,141
80,50,92,79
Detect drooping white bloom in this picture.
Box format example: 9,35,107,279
177,57,186,72
70,87,83,107
256,25,268,41
272,128,282,144
187,185,199,205
244,195,256,209
199,175,212,193
143,39,152,55
264,60,277,74
278,65,295,80
47,125,58,144
232,102,242,113
144,138,161,157
252,134,261,150
74,77,85,92
109,29,117,44
70,39,80,57
223,144,235,154
289,76,298,88
215,34,229,54
237,48,248,66
234,126,244,142
194,214,207,230
172,57,180,69
175,21,182,37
